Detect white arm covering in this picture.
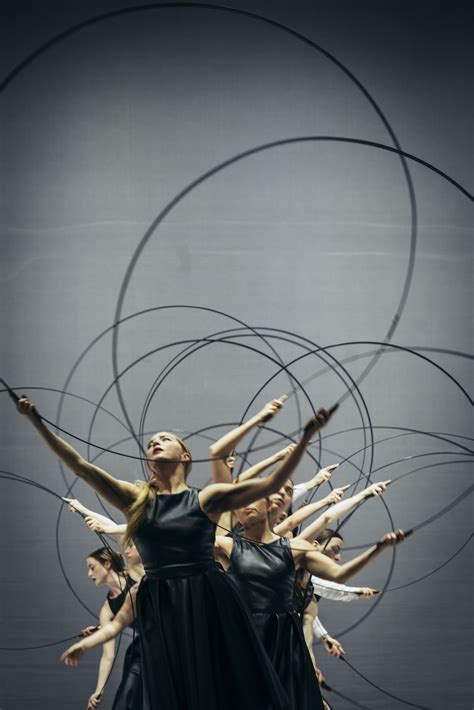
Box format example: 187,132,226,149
311,575,361,602
312,616,329,639
292,483,308,506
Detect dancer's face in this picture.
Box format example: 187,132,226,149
268,480,294,515
319,537,344,561
87,557,109,586
124,542,142,567
235,498,269,526
146,432,190,476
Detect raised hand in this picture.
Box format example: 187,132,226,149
276,443,297,460
303,409,332,439
84,516,108,534
377,529,406,548
259,396,287,423
16,395,39,420
324,484,350,506
312,463,340,487
63,498,87,516
363,480,391,499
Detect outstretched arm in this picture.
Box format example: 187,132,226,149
202,410,332,516
296,480,390,542
274,484,350,537
61,590,137,666
304,529,407,583
64,498,127,538
236,444,295,483
292,463,340,506
17,397,138,512
311,576,379,601
209,397,286,484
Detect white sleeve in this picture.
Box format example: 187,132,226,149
311,575,360,602
292,483,308,506
312,615,328,639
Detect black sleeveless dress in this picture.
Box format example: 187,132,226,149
107,576,143,710
228,537,324,710
132,488,289,710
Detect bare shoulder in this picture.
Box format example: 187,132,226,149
290,537,315,553
289,536,315,564
214,535,233,557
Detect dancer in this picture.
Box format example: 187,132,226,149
210,397,341,539
212,480,402,710
65,501,144,710
17,394,332,709
79,547,140,710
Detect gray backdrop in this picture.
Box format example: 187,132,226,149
1,1,472,708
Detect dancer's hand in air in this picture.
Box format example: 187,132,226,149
363,480,391,499
307,463,340,490
16,395,38,420
63,498,88,516
357,587,379,598
303,409,332,439
258,396,287,423
323,485,350,506
60,641,86,665
377,529,406,548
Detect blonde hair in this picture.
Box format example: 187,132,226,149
124,433,192,545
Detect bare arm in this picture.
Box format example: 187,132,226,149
87,603,116,708
209,398,286,483
296,480,390,542
61,590,137,666
201,410,331,516
64,498,127,537
237,444,296,483
17,397,138,512
274,484,350,537
304,529,407,583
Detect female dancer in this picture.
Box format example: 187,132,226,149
210,397,341,538
80,547,141,710
211,480,404,710
65,501,144,710
17,394,332,709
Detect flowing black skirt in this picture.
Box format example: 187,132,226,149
136,561,289,710
112,637,142,710
253,610,324,710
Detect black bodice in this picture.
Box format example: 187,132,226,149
107,575,135,616
133,488,216,574
228,536,296,613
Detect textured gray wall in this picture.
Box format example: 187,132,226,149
1,1,472,708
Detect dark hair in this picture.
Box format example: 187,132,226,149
88,547,126,574
315,528,344,545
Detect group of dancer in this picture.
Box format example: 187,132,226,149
15,394,407,709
